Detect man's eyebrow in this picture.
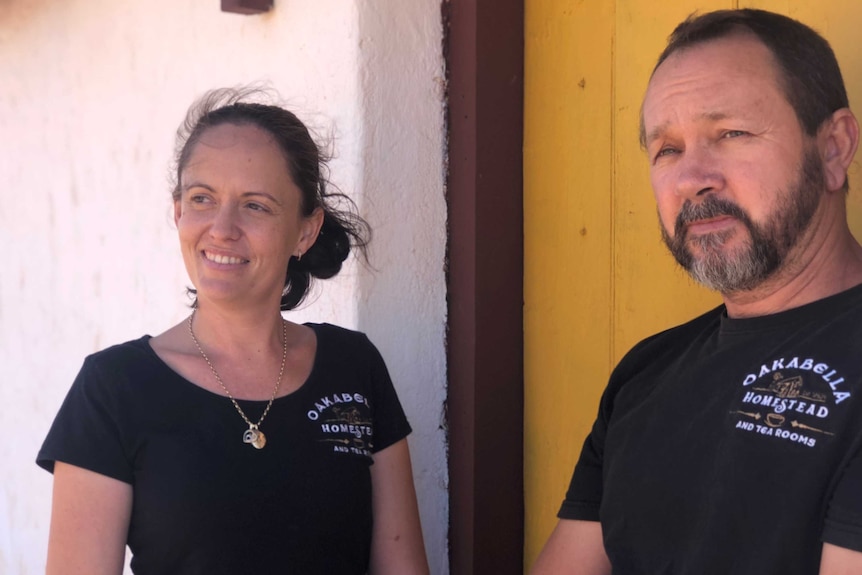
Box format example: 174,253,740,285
644,111,736,146
700,111,731,122
644,123,670,147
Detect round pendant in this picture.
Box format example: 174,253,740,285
243,427,266,449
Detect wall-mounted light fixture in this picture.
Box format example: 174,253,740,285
221,0,273,15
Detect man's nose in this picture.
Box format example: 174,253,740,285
674,145,724,199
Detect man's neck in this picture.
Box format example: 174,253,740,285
722,225,862,318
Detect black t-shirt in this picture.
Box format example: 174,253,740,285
560,284,862,574
38,323,411,575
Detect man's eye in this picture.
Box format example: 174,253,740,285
655,147,679,160
723,130,747,138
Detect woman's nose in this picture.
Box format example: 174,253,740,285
209,204,241,240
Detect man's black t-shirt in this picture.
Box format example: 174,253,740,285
560,284,862,574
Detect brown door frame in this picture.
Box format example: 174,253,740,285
446,0,525,573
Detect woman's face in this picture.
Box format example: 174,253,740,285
174,123,322,309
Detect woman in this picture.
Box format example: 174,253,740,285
37,88,429,575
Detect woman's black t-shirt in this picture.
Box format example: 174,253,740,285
38,323,411,575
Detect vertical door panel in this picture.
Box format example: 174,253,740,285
524,0,614,566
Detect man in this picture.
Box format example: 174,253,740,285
532,9,862,575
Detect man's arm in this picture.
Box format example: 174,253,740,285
530,519,611,575
820,542,862,575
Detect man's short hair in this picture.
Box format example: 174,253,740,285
642,9,848,144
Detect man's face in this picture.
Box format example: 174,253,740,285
642,34,826,293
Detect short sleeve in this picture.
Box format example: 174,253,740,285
823,443,862,552
557,399,609,521
362,335,411,453
555,325,677,522
37,355,135,484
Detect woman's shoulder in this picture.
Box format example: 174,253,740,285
66,336,166,404
84,335,154,367
76,335,173,391
305,323,385,364
306,322,372,347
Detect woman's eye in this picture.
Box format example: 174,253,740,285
247,202,271,213
189,194,211,204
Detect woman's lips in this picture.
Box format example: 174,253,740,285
203,250,248,265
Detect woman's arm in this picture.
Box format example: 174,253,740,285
46,462,133,575
368,438,429,575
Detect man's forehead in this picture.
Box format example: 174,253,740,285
649,33,778,89
652,29,774,76
640,34,785,137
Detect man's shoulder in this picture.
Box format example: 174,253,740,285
604,305,725,390
630,304,725,355
608,284,862,392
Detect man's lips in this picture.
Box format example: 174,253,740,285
683,215,737,236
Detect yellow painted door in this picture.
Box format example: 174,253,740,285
524,0,862,570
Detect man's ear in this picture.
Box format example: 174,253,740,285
819,108,859,192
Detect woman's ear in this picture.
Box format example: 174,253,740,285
819,108,860,192
173,199,183,226
296,207,325,256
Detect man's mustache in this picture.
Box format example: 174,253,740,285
674,196,750,237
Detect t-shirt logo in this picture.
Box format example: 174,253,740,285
731,356,851,448
306,392,374,456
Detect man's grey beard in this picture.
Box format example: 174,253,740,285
660,148,824,293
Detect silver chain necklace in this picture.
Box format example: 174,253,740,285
187,309,287,449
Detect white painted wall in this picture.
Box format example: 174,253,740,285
0,0,448,573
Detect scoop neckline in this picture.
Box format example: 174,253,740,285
139,323,322,404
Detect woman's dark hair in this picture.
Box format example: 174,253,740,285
172,87,370,310
641,8,848,147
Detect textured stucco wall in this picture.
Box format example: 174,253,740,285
0,0,447,573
